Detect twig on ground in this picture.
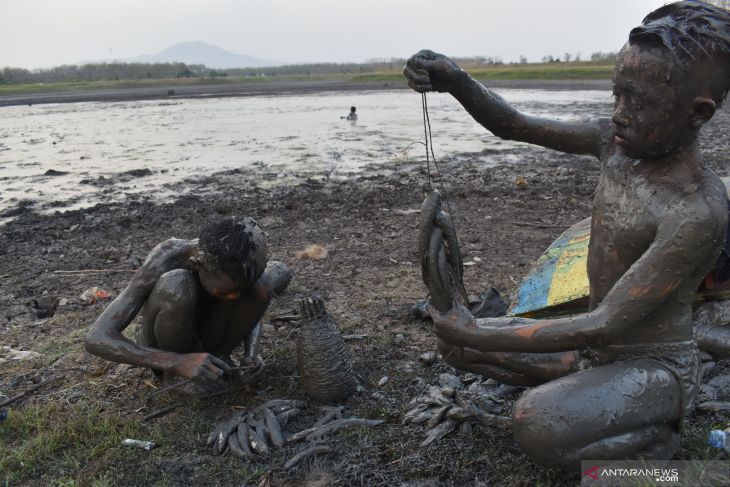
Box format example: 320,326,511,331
287,418,384,444
342,334,368,340
53,269,137,275
144,383,252,421
510,221,568,229
269,315,300,322
0,375,62,407
284,445,333,470
143,404,179,421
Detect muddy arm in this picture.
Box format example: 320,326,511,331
84,238,197,371
434,210,726,353
244,323,262,359
404,49,608,157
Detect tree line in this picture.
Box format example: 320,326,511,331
0,62,211,85
0,53,618,85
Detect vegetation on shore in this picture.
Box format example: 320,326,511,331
0,62,613,97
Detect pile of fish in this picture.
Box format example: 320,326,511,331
208,400,383,469
403,373,514,446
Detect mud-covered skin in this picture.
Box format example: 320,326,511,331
85,238,289,390
405,44,727,468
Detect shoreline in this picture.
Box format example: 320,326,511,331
0,78,611,107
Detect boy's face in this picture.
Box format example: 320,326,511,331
198,266,246,301
612,43,695,160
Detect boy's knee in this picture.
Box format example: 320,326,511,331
151,269,197,306
512,388,573,466
264,260,292,295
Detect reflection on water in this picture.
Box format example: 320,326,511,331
0,89,612,215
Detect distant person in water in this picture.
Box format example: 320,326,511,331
85,217,291,394
342,106,357,121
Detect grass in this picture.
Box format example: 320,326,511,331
352,63,614,82
0,399,270,486
0,74,339,97
0,402,155,485
0,63,614,97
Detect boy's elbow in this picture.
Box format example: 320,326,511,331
84,326,109,356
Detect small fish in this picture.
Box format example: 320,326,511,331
248,420,270,455
263,407,285,449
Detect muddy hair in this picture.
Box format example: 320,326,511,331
198,217,266,285
629,0,730,104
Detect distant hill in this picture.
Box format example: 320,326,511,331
135,41,282,69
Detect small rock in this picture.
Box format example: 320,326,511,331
377,376,389,387
371,392,386,401
438,373,464,390
113,363,134,375
30,296,59,319
411,301,429,319
97,245,130,262
394,333,406,345
441,387,456,398
418,351,437,366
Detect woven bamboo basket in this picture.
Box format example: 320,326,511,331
296,296,357,403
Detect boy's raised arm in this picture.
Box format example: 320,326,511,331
404,50,608,158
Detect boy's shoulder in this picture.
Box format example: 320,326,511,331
674,170,728,233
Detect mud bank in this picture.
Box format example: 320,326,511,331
0,78,611,108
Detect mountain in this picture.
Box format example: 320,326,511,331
135,41,282,69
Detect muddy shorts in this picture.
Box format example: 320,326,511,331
583,340,701,421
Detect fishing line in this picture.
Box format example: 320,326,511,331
421,93,456,230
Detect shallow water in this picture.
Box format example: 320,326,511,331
0,89,612,217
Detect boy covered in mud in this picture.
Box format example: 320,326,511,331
85,217,291,393
404,1,730,467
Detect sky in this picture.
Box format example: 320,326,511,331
2,0,669,69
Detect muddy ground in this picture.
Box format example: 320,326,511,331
1,100,729,486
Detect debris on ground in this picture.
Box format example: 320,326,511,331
122,439,158,451
295,244,328,260
0,346,41,363
79,287,111,305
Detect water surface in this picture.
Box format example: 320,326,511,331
0,89,612,216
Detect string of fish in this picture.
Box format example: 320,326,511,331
418,93,469,312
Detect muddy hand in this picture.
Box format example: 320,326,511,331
427,301,476,346
403,49,464,93
171,352,231,387
242,355,266,376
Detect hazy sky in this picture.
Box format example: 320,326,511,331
3,0,669,69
